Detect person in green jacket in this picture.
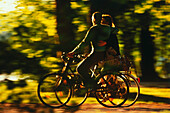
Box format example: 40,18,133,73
101,14,121,56
69,12,118,86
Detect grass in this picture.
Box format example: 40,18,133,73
0,80,170,104
140,87,170,98
0,80,39,103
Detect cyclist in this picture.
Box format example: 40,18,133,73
69,12,119,86
101,14,120,56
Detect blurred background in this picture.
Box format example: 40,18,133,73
0,0,169,104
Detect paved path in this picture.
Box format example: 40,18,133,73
0,103,170,113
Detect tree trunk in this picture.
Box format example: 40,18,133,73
139,11,160,81
55,0,75,52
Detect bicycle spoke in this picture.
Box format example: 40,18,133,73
65,75,88,107
95,73,129,108
121,74,140,107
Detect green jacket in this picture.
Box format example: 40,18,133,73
72,24,119,53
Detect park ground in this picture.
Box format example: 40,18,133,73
0,82,170,113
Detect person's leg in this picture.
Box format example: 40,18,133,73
77,51,105,81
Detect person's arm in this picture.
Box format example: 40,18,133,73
112,27,119,34
70,26,96,53
70,37,86,53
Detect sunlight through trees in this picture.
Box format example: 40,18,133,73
0,0,169,81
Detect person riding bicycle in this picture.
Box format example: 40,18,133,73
69,12,119,86
101,14,120,56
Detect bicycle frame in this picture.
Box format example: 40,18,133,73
38,52,139,108
60,54,77,76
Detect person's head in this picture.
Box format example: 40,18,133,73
101,14,115,27
92,12,102,25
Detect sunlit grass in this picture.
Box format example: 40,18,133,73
140,87,170,98
0,80,170,104
0,80,39,103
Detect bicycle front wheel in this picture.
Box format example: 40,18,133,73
37,73,72,108
95,73,129,108
65,74,88,107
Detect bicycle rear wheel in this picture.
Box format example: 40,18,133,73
37,73,72,108
65,74,88,107
95,73,129,108
121,74,140,107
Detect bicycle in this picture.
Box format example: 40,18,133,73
91,55,140,107
98,55,140,107
37,52,130,108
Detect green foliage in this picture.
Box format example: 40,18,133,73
0,42,48,75
70,1,90,41
0,80,39,103
0,0,169,80
114,0,169,79
0,0,58,75
0,0,169,105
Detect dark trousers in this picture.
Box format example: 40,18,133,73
77,51,105,81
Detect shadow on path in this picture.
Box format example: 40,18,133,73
137,94,170,104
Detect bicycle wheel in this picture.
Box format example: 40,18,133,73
65,74,88,107
121,74,140,107
37,73,72,108
95,73,129,108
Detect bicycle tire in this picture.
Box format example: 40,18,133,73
65,74,88,107
37,73,72,108
121,74,140,107
95,73,129,108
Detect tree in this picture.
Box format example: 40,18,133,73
0,0,58,76
0,0,169,81
138,11,158,81
134,0,170,81
55,0,76,52
0,41,48,76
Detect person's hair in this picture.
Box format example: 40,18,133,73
102,14,114,27
92,12,102,24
